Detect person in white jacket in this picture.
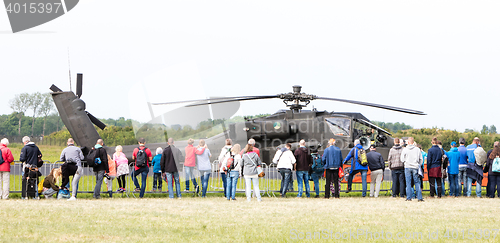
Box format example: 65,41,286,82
400,137,424,202
272,143,296,197
218,139,232,198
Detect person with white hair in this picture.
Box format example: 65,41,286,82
343,139,369,197
184,138,201,193
400,137,424,202
0,138,14,199
113,145,129,193
151,147,163,192
59,138,84,201
19,136,42,199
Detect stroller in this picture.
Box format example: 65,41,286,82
24,166,42,199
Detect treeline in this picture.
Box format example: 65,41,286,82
0,113,64,137
372,121,413,133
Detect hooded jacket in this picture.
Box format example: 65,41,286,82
20,142,42,167
400,144,423,169
91,145,109,173
446,147,460,175
343,144,368,171
294,147,311,171
388,145,404,170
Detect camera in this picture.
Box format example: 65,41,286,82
104,173,111,180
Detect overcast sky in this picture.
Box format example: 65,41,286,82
1,0,499,132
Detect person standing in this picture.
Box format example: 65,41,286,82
90,139,109,199
184,139,201,193
59,138,84,200
196,140,211,197
0,138,14,200
367,145,385,198
151,147,163,192
310,148,324,198
427,137,443,198
466,137,483,198
113,145,129,193
446,141,460,197
218,139,232,198
486,142,500,198
161,138,184,199
132,138,152,198
19,136,42,199
322,139,343,199
241,143,262,202
294,140,312,198
400,137,424,202
388,138,405,198
457,138,468,196
343,139,368,197
272,143,295,198
223,144,242,201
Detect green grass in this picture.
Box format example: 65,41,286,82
1,197,499,242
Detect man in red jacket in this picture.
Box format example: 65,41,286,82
0,138,15,200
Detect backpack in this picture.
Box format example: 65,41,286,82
87,148,101,167
226,154,236,171
492,157,500,173
311,153,324,174
0,149,4,165
357,148,368,166
135,147,148,167
57,189,71,199
474,147,487,166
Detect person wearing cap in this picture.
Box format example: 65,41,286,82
367,145,385,198
322,138,343,199
343,139,368,197
457,137,468,196
388,138,405,198
466,137,483,197
446,141,460,197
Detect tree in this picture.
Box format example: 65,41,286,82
481,124,489,135
9,93,31,135
38,93,54,136
490,125,497,134
29,92,44,136
464,128,474,133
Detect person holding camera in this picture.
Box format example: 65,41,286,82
59,138,84,200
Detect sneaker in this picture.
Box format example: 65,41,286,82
152,189,156,192
68,197,76,201
405,199,412,201
314,195,319,198
184,189,189,192
418,199,425,202
116,189,122,193
134,188,140,193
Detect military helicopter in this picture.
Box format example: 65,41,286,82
50,74,425,165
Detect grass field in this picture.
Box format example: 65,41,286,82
1,196,499,242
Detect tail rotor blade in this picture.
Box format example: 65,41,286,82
86,112,107,130
76,73,83,98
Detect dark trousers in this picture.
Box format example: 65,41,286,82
489,175,500,198
61,162,77,188
429,176,442,197
117,175,126,188
279,169,292,197
391,169,405,197
153,173,162,190
325,169,339,198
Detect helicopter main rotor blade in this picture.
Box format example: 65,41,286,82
151,95,276,106
185,95,279,107
316,97,426,115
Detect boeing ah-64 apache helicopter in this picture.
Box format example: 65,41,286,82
50,74,425,165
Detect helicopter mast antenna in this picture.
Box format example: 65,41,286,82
67,47,72,91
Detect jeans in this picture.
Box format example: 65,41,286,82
489,175,500,198
429,177,442,197
94,170,105,199
405,168,422,200
184,166,198,191
166,172,181,198
325,169,339,198
391,169,405,197
370,169,383,197
458,167,467,196
244,177,261,201
310,172,322,196
133,167,149,198
279,169,292,197
153,173,162,190
448,174,459,197
199,170,211,197
71,166,82,198
466,177,482,197
296,171,311,197
221,172,227,197
0,171,9,199
226,170,239,200
43,188,58,198
441,178,446,196
348,170,367,197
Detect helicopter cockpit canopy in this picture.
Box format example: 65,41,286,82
325,117,351,137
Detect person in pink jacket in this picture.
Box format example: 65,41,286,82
0,138,15,199
113,145,130,192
